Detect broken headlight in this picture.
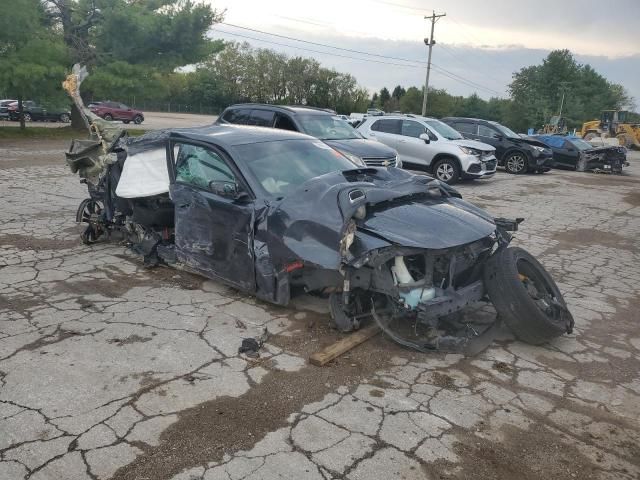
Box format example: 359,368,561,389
459,146,481,156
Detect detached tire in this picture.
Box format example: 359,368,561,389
484,247,574,345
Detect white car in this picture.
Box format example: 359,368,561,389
357,115,497,184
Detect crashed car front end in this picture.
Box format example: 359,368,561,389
578,146,629,174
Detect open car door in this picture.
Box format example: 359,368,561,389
166,137,255,292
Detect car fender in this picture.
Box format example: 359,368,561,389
430,152,462,172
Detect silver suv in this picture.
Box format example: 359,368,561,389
358,115,497,184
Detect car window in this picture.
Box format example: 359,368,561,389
401,120,425,138
248,109,275,127
175,143,236,192
223,108,251,125
371,119,401,134
424,119,462,140
274,113,297,131
489,121,519,138
233,139,356,197
119,103,129,109
478,124,496,137
296,114,361,140
455,122,477,135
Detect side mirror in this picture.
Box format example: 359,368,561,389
419,133,431,144
493,133,503,140
209,181,244,199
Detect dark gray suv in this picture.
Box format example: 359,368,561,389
217,104,400,168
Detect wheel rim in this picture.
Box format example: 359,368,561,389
24,114,31,122
61,114,69,122
436,163,454,181
517,259,566,326
507,154,525,172
104,115,112,121
134,116,142,124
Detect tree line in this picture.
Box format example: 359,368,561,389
372,50,634,132
0,1,635,132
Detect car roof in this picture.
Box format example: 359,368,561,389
225,103,333,116
169,124,313,148
441,117,487,123
365,114,437,122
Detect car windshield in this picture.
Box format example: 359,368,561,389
569,138,594,151
233,139,358,198
490,121,519,138
296,114,362,140
424,119,463,140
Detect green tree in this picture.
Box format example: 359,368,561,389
0,0,68,129
41,0,224,127
378,87,391,108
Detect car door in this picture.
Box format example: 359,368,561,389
397,120,431,166
28,102,44,120
477,124,504,158
366,119,401,150
167,138,255,291
553,140,579,168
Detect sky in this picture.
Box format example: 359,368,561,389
207,0,640,105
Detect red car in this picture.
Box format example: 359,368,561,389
89,101,144,124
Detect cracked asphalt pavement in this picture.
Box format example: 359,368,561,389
1,138,640,480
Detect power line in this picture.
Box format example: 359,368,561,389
212,28,424,68
369,0,433,13
211,25,504,96
220,22,426,65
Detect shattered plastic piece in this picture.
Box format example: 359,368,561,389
238,328,270,357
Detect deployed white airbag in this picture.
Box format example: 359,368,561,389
115,148,170,198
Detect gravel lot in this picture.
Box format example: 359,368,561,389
0,111,217,131
1,137,639,480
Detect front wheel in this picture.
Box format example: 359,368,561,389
59,113,70,123
133,115,143,125
504,152,528,174
23,113,32,122
432,158,460,184
103,113,113,121
484,247,574,345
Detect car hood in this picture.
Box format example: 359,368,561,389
360,198,495,249
263,168,496,270
451,138,495,152
324,138,397,158
513,136,548,148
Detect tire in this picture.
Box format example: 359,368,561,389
133,115,143,125
432,157,460,184
504,151,528,174
103,114,113,121
23,113,32,122
484,247,574,345
59,113,70,123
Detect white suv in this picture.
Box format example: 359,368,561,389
358,115,497,184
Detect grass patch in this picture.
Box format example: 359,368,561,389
0,125,147,140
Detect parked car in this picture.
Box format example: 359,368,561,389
66,123,574,353
8,101,70,122
366,108,385,116
0,99,17,120
217,104,400,168
442,117,553,174
357,115,497,184
533,135,629,174
90,101,144,124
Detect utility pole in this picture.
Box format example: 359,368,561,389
422,10,446,116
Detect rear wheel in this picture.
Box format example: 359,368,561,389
103,113,113,121
484,247,574,345
23,113,32,122
504,152,528,174
432,158,460,184
59,113,70,123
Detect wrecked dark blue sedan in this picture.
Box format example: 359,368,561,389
62,61,573,354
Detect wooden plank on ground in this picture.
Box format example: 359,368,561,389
309,324,380,366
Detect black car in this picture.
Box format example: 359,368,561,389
216,104,400,168
8,101,71,123
442,117,553,174
534,135,628,174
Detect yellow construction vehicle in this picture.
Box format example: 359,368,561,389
580,110,640,148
